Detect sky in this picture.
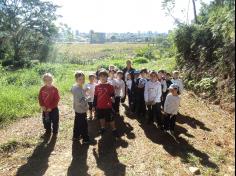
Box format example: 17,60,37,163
50,0,213,33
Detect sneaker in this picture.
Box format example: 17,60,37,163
112,130,120,138
98,128,106,135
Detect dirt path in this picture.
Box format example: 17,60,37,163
0,92,234,176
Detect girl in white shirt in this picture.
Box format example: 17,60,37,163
144,71,163,128
85,74,97,120
114,71,126,116
163,84,181,135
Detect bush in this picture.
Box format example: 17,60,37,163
136,47,156,60
133,57,149,64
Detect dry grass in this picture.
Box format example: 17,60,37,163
0,92,234,176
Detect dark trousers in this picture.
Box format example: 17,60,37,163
163,114,177,131
42,107,59,134
127,89,133,109
114,96,121,113
121,84,127,103
147,103,162,126
73,112,89,140
135,91,146,116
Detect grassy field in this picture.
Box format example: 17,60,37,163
0,43,176,125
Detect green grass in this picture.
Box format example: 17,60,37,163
0,44,176,125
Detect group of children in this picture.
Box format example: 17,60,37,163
38,61,184,144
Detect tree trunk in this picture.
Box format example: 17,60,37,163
192,0,198,24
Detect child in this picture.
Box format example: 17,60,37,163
85,73,97,120
171,71,184,94
136,68,148,118
158,70,167,108
144,71,163,128
126,72,133,110
71,71,90,143
93,70,119,138
163,84,181,135
132,70,140,114
38,73,60,136
162,72,173,104
114,71,125,116
109,65,116,71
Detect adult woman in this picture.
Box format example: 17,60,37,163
121,60,135,103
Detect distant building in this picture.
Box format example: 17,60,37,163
90,31,106,44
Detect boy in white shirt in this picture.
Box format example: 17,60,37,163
171,71,184,94
126,72,133,109
163,84,181,135
85,74,97,120
114,71,126,116
144,71,163,128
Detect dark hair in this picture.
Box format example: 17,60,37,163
98,69,109,77
158,70,165,74
149,70,158,76
74,71,85,79
140,68,148,74
166,72,171,76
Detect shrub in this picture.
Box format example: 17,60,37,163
133,57,149,64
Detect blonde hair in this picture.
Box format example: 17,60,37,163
42,73,53,81
173,70,179,75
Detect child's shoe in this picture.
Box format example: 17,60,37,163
112,129,120,138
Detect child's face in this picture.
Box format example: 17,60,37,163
170,88,178,95
134,74,139,79
89,76,95,83
109,71,115,78
141,72,147,78
150,73,157,82
43,76,53,86
99,75,108,83
173,73,179,79
109,66,115,70
158,73,162,80
76,76,85,86
117,73,123,79
127,74,131,80
166,75,170,80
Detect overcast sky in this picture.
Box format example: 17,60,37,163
50,0,213,33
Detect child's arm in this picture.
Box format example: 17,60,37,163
93,86,98,109
48,88,60,112
156,83,162,102
144,82,148,103
121,81,126,98
38,88,46,111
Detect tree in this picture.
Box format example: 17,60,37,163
0,0,58,66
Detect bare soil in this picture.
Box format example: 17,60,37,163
0,92,234,176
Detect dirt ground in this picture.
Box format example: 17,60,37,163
0,92,234,176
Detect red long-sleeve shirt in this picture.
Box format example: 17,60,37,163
38,85,60,109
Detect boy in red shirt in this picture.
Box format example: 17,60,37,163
93,69,119,138
38,73,60,135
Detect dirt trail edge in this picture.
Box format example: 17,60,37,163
0,92,234,176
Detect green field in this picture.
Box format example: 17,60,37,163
0,43,176,125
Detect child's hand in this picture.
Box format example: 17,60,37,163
41,106,46,112
92,107,96,112
47,108,52,112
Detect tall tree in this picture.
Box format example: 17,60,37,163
0,0,58,65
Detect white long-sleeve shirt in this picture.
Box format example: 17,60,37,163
164,94,181,115
171,78,184,94
126,79,132,90
144,80,162,103
115,79,125,98
84,83,96,102
160,79,167,93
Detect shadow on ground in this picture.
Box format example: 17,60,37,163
16,134,57,176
